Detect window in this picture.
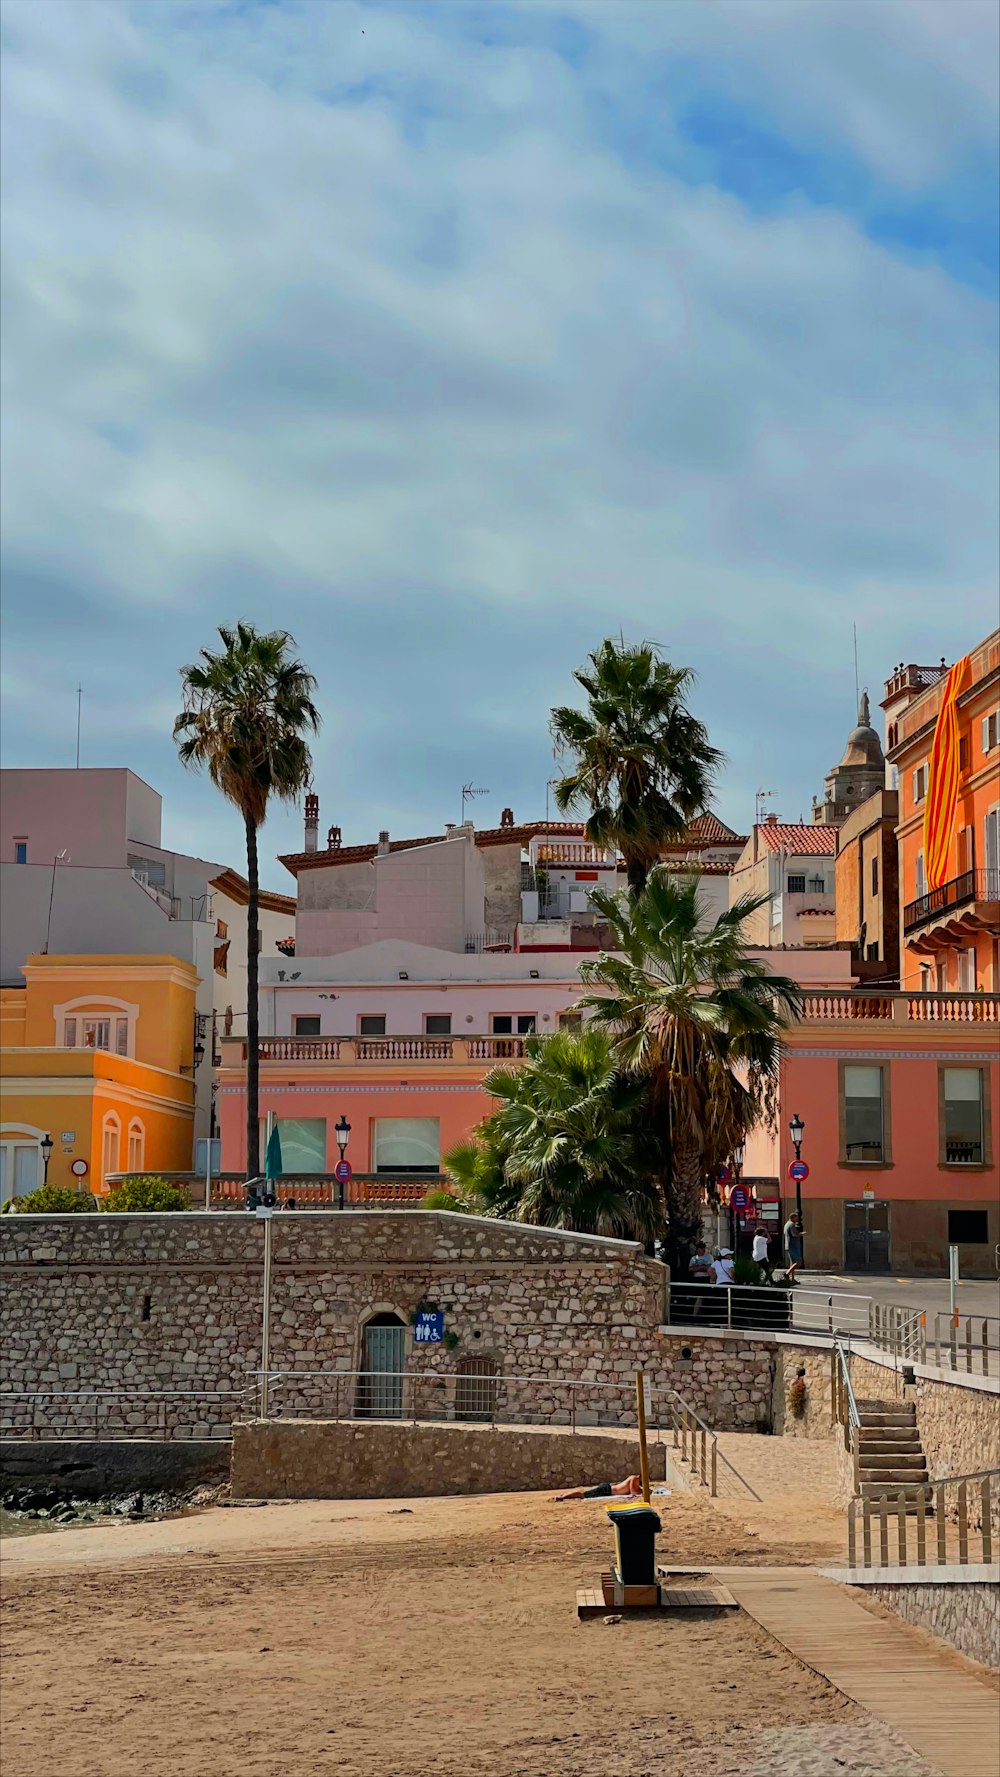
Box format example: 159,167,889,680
558,1011,583,1031
787,874,806,894
293,1015,322,1037
958,734,970,772
358,1015,386,1037
101,1114,120,1184
259,1117,327,1173
957,948,976,992
947,1209,989,1244
919,965,932,994
843,1065,884,1162
127,1120,145,1171
912,765,927,804
986,807,999,896
982,712,999,755
424,1014,452,1036
63,1018,77,1048
13,840,27,864
915,851,926,900
870,856,879,897
491,1014,536,1035
115,1017,129,1056
372,1116,440,1174
807,876,826,894
935,958,948,993
866,942,879,961
83,1019,111,1050
942,1069,984,1165
128,853,167,888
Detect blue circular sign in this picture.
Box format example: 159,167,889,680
788,1160,809,1182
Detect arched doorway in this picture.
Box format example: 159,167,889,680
454,1356,498,1423
356,1313,407,1419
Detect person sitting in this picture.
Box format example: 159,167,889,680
554,1474,644,1502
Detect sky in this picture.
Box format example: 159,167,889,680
1,0,998,889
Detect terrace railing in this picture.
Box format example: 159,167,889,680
848,1468,999,1569
867,1303,1000,1377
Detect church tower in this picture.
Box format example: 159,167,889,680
812,691,886,825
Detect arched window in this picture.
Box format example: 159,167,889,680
101,1113,121,1185
127,1119,145,1172
55,996,137,1056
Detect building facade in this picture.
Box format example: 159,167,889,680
729,818,839,947
0,953,198,1200
834,789,900,982
885,631,1000,992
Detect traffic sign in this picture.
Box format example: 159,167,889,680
716,1164,731,1187
70,1158,89,1177
788,1160,810,1182
334,1159,353,1184
729,1184,749,1210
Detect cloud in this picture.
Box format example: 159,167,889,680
0,0,996,886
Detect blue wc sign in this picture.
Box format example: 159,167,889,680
413,1310,445,1345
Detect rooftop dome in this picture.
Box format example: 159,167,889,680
839,690,884,769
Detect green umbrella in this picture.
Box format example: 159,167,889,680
264,1123,283,1181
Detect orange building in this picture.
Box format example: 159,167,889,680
885,631,1000,993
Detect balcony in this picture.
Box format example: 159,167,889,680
903,868,1000,947
242,1035,531,1065
799,991,999,1025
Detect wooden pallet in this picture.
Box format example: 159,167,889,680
577,1571,738,1619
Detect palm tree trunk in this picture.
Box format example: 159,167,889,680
666,1145,704,1278
245,812,261,1179
625,856,648,901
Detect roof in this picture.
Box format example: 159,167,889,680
678,812,747,847
755,824,839,856
211,867,296,915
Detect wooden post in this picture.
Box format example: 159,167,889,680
981,1479,993,1563
915,1489,927,1566
878,1496,889,1567
965,1319,973,1375
635,1370,651,1504
848,1501,857,1568
958,1481,969,1564
896,1491,907,1566
983,1320,990,1378
936,1484,947,1563
862,1499,872,1567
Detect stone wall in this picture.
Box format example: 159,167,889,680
857,1575,1000,1671
771,1346,834,1439
0,1438,229,1499
231,1418,668,1500
0,1212,787,1436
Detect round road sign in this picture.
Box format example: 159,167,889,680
788,1160,809,1182
70,1158,89,1178
729,1184,749,1210
334,1159,353,1184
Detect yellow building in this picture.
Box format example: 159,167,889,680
0,954,198,1200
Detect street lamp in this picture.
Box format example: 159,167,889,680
335,1115,352,1210
40,1132,54,1185
788,1113,806,1263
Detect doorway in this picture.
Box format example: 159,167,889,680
844,1200,891,1272
356,1314,407,1418
454,1356,498,1423
0,1141,40,1204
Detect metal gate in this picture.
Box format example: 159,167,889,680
356,1318,406,1418
454,1357,498,1423
844,1200,890,1273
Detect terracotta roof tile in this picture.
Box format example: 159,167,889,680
755,824,839,856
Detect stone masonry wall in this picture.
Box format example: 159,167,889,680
0,1213,780,1436
231,1419,669,1500
861,1579,1000,1671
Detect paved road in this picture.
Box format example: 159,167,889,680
804,1271,999,1318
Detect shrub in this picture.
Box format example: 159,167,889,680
419,1187,470,1212
101,1176,190,1213
4,1185,97,1215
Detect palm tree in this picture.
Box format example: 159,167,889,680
174,623,319,1178
551,638,722,899
445,1027,663,1244
579,871,802,1274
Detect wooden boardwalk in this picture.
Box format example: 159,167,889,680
724,1568,999,1777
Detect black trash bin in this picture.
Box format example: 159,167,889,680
608,1505,661,1586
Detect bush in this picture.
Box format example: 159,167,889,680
4,1185,97,1215
101,1176,190,1213
419,1187,470,1212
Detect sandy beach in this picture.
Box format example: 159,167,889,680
0,1482,952,1777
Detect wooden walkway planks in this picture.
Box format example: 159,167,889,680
725,1569,999,1777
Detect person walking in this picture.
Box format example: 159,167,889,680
752,1224,773,1282
784,1213,803,1278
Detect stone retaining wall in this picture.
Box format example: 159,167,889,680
230,1418,669,1500
0,1438,229,1499
851,1574,1000,1670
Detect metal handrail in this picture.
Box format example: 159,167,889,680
667,1280,872,1337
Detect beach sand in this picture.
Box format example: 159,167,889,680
0,1484,943,1777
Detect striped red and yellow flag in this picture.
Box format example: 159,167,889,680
922,655,970,891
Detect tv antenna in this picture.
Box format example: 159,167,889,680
755,789,774,826
461,783,490,824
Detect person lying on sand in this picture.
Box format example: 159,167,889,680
553,1475,644,1502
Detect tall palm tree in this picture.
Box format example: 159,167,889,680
174,623,319,1178
445,1027,663,1244
579,871,802,1274
551,638,722,899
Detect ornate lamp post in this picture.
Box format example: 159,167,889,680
40,1132,54,1186
335,1115,352,1210
788,1113,806,1262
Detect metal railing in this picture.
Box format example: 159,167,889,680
0,1388,253,1441
867,1303,1000,1376
848,1468,999,1568
831,1340,862,1494
252,1368,759,1500
667,1281,873,1338
904,867,1000,933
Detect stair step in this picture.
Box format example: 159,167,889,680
858,1433,922,1445
859,1412,917,1425
860,1474,929,1490
860,1453,928,1467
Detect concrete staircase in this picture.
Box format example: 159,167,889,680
857,1400,931,1509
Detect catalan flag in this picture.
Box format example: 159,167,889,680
922,655,971,891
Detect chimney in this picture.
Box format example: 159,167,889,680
327,825,341,851
304,792,319,853
378,829,390,856
500,807,514,828
766,812,779,825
